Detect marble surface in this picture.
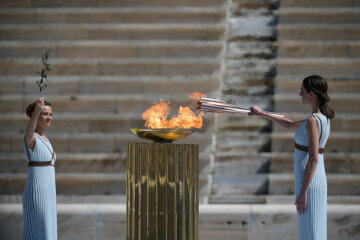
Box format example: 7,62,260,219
1,204,360,240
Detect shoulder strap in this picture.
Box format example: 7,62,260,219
35,134,53,153
313,114,323,142
35,134,55,162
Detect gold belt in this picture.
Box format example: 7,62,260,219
295,142,324,154
28,161,55,167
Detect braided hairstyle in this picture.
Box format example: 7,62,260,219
302,75,335,119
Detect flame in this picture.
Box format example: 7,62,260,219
189,92,206,101
142,92,206,129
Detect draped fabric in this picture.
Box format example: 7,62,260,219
22,134,57,240
294,113,330,240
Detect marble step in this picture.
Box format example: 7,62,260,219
0,74,220,96
0,152,212,174
275,73,360,82
0,153,124,173
1,194,360,205
1,204,360,240
212,173,360,197
216,132,271,153
224,58,276,78
0,173,209,195
273,113,360,133
280,0,360,7
214,152,271,175
211,174,268,195
0,40,223,58
274,93,360,113
270,152,360,174
209,194,360,204
277,41,360,58
0,194,208,204
0,132,213,154
0,173,126,195
275,75,360,94
278,24,360,41
0,0,227,8
0,113,215,134
271,132,360,153
227,41,275,59
0,23,225,41
0,194,129,204
277,57,360,76
269,173,360,195
278,8,360,24
231,0,279,10
216,115,270,132
0,7,225,24
0,57,220,76
0,93,217,114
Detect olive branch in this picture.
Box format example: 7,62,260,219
36,47,55,92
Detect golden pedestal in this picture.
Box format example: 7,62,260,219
126,143,199,240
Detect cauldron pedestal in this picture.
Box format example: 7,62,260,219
127,143,199,240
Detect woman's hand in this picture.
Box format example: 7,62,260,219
295,192,308,215
248,106,264,117
34,97,45,114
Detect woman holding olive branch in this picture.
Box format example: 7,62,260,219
22,48,57,239
23,97,57,240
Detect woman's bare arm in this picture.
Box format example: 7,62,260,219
24,98,44,150
295,116,319,214
249,106,304,130
300,116,319,194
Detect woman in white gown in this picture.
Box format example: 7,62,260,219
249,75,334,240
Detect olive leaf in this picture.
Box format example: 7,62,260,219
36,47,55,92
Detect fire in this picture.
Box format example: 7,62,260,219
142,92,206,129
189,92,206,101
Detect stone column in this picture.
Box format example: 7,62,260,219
127,143,199,240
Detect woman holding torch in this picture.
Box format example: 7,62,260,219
249,75,334,240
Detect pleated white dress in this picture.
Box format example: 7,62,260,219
294,113,330,240
22,134,57,240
